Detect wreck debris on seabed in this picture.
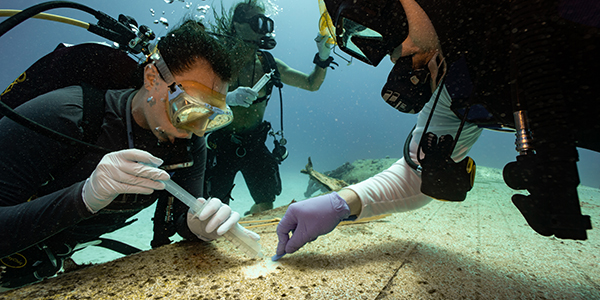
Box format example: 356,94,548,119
240,156,391,230
301,157,349,193
302,156,400,198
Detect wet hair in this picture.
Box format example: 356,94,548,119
156,18,239,82
231,1,266,27
212,0,266,36
208,1,264,70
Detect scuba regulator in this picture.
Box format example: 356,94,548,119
270,130,288,162
0,1,194,171
0,1,156,154
258,35,277,50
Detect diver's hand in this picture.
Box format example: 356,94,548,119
82,149,169,213
315,33,332,60
275,192,350,257
187,197,259,242
226,87,258,108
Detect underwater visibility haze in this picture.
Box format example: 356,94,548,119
1,0,598,187
0,2,599,298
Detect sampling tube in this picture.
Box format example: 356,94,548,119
162,179,264,258
251,70,274,94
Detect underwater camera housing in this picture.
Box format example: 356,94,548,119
419,132,475,201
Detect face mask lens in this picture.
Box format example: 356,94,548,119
207,113,234,131
257,18,264,31
247,15,274,35
167,83,232,136
172,100,212,125
265,18,274,33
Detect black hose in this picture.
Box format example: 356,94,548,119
278,85,284,136
403,125,419,171
0,1,111,152
0,1,97,36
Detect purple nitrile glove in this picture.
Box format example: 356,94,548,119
275,192,351,257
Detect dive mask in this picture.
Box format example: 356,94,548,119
234,13,277,50
167,81,233,135
151,50,233,136
237,14,275,35
324,0,408,66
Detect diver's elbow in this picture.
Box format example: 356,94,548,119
306,83,323,92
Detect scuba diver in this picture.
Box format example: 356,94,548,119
274,0,600,259
204,0,336,215
0,4,257,289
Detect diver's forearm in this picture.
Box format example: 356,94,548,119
306,65,327,91
337,188,362,216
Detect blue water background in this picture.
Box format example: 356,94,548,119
1,0,598,189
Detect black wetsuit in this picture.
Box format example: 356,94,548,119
205,121,282,206
0,86,205,288
417,0,600,151
412,0,599,239
204,51,283,207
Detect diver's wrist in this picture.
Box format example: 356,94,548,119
337,188,362,217
313,53,337,69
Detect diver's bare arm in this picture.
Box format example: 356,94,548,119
276,58,327,91
337,188,362,217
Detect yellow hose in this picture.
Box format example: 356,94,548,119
0,9,89,29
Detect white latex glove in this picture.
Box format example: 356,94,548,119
187,197,260,242
226,87,258,108
82,149,170,213
315,33,332,61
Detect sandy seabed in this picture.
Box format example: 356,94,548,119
4,165,598,299
70,171,309,265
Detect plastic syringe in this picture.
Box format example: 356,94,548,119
251,70,275,94
161,179,264,259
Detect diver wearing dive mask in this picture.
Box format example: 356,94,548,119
140,49,233,171
0,18,251,290
150,49,233,137
325,0,446,115
272,0,597,258
204,1,334,216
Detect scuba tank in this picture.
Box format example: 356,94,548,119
0,1,155,152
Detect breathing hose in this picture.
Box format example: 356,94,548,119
0,1,140,152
